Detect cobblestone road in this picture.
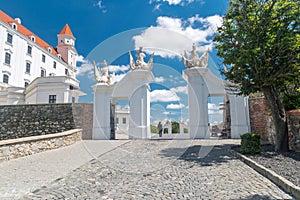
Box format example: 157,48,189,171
24,140,294,199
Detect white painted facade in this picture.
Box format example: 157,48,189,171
0,10,84,105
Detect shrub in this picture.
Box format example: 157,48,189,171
240,133,261,154
150,124,158,133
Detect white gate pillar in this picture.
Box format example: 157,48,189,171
92,84,114,140
229,94,250,138
183,68,209,139
129,84,151,139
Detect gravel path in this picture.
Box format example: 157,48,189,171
24,140,293,200
246,145,300,187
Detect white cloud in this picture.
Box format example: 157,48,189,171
154,76,165,83
94,0,107,13
150,0,199,6
133,15,222,58
76,62,128,83
150,89,180,102
167,103,185,109
108,65,130,73
208,103,222,114
76,55,86,63
170,86,187,94
77,62,94,77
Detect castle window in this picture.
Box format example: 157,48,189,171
26,62,31,73
53,61,56,69
49,95,56,104
3,74,9,84
42,54,46,63
27,45,32,55
30,35,35,42
7,33,13,44
5,53,11,65
41,69,46,77
24,82,29,87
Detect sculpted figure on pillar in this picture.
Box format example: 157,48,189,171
94,60,115,85
129,47,154,71
182,43,209,68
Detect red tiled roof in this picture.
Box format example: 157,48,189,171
0,10,66,57
59,24,74,37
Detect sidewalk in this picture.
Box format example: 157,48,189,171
0,140,129,199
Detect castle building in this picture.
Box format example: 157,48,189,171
0,10,85,105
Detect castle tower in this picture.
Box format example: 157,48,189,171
56,24,77,69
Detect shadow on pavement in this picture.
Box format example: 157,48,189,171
236,194,276,200
159,144,237,166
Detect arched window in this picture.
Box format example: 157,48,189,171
41,69,46,77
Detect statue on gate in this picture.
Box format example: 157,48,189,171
182,43,209,68
129,47,154,71
94,60,115,85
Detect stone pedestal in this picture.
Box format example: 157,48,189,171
229,94,250,138
183,68,209,139
92,83,114,140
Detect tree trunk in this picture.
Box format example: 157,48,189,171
261,86,288,152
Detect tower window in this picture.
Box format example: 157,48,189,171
7,33,13,44
42,54,46,62
5,52,11,65
41,69,46,77
26,62,31,73
49,95,56,104
3,74,9,84
27,45,32,55
53,61,56,69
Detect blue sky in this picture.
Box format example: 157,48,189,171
1,0,229,124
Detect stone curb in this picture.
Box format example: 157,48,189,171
231,149,300,199
0,129,82,146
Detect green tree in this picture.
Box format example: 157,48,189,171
150,124,158,133
171,121,180,133
214,0,300,152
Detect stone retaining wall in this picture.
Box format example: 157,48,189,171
0,129,82,162
249,93,300,151
0,103,93,141
287,109,300,152
0,104,76,140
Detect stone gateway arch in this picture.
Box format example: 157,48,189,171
92,45,250,140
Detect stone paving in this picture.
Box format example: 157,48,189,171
24,140,294,200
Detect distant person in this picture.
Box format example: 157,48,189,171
157,121,163,137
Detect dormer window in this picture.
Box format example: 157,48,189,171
58,54,61,60
48,47,52,53
30,35,35,42
12,23,17,30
